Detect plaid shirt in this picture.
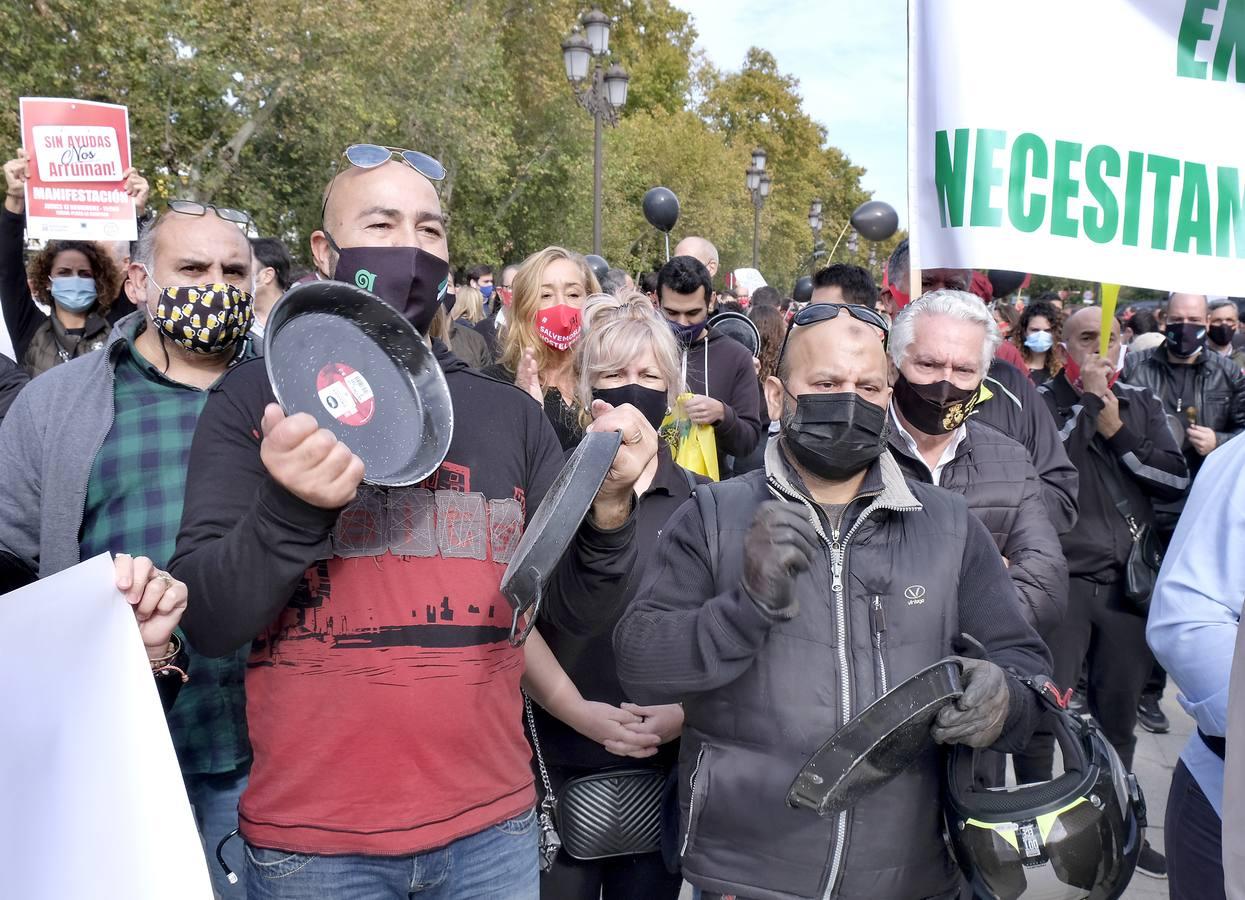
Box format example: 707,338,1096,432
79,326,251,775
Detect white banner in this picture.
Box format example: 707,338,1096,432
0,554,213,900
911,0,1245,296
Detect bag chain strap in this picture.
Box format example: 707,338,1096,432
523,691,563,872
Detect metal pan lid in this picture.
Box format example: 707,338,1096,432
500,430,621,645
264,280,453,487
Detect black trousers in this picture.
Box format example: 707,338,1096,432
1016,576,1153,779
1166,759,1225,900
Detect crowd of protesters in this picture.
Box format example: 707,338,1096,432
1,140,1243,900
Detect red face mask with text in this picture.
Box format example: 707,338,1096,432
535,303,581,351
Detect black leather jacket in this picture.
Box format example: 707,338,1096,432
1123,345,1245,460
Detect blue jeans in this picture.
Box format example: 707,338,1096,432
244,808,539,899
184,766,249,897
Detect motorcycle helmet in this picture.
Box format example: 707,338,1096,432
944,699,1145,900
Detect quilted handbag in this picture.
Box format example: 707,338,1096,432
556,767,666,860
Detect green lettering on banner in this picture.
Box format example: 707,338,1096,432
1008,133,1048,233
1218,166,1245,257
1214,0,1245,82
1174,162,1214,255
934,129,970,228
1083,145,1121,244
970,129,1007,227
1177,0,1217,78
1148,155,1181,251
1123,151,1145,247
1050,140,1083,239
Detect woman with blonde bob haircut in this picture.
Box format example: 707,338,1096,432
519,289,699,900
483,246,599,449
449,284,487,325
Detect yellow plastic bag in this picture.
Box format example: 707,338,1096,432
660,392,719,482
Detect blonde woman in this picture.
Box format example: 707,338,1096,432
450,284,486,325
521,291,698,899
482,247,599,449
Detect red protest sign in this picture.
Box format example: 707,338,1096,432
19,97,137,242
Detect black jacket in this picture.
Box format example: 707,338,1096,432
0,353,28,424
171,342,637,657
682,327,763,474
973,358,1079,534
889,416,1068,636
534,451,704,773
1122,345,1245,472
1038,373,1189,580
614,440,1050,900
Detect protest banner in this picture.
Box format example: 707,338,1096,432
19,97,137,242
0,554,212,900
910,0,1245,296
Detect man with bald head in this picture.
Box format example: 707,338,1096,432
673,235,719,279
171,147,656,897
617,303,1051,899
1121,290,1245,740
0,201,258,894
1036,307,1187,875
1124,292,1245,477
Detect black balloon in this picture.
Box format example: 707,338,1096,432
642,186,680,233
585,254,609,282
987,270,1026,297
849,200,900,242
793,276,813,304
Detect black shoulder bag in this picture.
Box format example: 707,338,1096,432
1095,450,1164,614
523,694,665,864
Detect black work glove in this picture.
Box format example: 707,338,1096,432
741,501,818,618
931,657,1012,748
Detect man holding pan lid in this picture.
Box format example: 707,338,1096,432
169,143,656,899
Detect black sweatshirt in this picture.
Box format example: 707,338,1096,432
682,327,763,473
171,343,637,657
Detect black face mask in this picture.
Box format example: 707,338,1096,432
892,374,981,435
781,390,889,481
328,234,450,334
1208,323,1234,349
1166,322,1206,358
592,384,669,431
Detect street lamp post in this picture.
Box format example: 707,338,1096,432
562,10,629,255
746,147,770,268
807,197,824,273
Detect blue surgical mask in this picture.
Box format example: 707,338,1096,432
1024,331,1054,353
49,276,98,312
479,284,494,301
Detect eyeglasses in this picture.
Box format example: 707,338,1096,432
777,302,890,365
342,144,446,182
166,200,253,230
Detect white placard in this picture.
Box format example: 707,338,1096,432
911,0,1245,295
0,553,213,900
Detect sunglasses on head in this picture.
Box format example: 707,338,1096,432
166,200,253,230
342,144,446,182
321,144,447,219
777,302,890,364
